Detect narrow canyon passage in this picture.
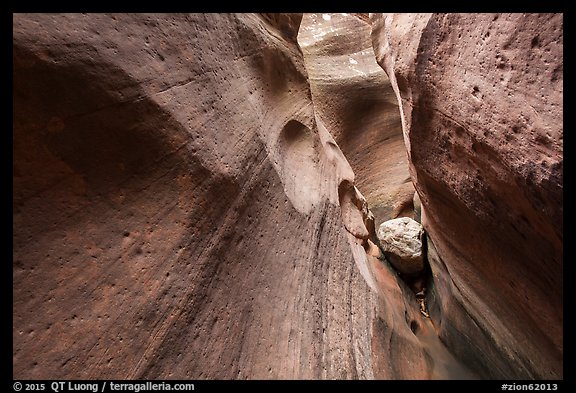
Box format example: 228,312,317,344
298,13,477,379
13,13,562,380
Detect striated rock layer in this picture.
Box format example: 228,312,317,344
13,13,383,379
371,13,563,379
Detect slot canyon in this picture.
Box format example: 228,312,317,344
13,13,562,380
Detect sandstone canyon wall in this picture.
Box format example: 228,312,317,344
13,13,380,379
371,13,563,379
13,12,562,380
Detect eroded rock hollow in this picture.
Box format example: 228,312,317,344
13,13,562,380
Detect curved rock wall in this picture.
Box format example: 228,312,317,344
371,13,563,379
13,13,379,379
298,13,414,227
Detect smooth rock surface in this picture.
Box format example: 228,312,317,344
377,217,424,276
371,13,563,379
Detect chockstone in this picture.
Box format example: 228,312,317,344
377,217,425,276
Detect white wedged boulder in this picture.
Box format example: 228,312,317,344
377,217,424,276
